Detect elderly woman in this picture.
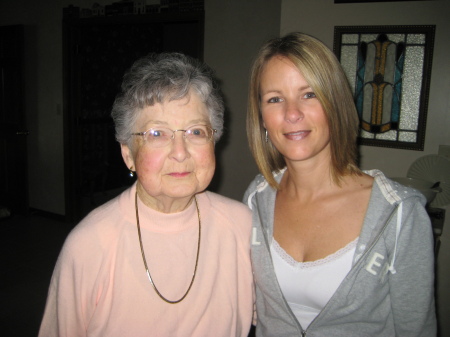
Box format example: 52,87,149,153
244,32,436,336
39,53,254,337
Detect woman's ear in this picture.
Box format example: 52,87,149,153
121,143,135,171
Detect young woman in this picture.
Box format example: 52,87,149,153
244,32,436,336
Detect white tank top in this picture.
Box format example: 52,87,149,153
270,237,358,329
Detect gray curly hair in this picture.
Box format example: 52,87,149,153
111,52,225,147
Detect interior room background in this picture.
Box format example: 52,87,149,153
1,0,448,335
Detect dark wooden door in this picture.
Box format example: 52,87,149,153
0,25,28,216
63,12,204,222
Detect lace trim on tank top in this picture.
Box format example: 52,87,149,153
272,237,359,269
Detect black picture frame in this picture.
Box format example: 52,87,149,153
333,25,435,150
335,0,425,3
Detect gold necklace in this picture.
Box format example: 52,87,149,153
134,191,201,304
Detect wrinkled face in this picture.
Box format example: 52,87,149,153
121,91,215,212
260,56,331,164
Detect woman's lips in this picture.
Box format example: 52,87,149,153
283,130,310,140
168,172,191,178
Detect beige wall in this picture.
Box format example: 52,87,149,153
204,0,280,200
280,0,450,335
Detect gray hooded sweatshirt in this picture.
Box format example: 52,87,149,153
244,169,436,337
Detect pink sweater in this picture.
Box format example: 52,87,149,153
39,184,254,337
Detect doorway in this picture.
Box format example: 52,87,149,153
0,25,28,217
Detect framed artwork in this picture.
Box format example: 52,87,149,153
334,1,428,3
333,25,435,150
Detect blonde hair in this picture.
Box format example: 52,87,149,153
247,32,361,189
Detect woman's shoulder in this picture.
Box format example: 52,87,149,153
63,195,128,253
199,191,252,236
79,196,122,227
202,190,251,215
243,171,282,209
365,169,427,206
243,173,269,198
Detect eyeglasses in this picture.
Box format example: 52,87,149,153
131,124,217,147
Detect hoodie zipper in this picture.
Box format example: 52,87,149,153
298,205,399,336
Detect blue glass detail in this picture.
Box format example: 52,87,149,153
391,47,405,123
355,43,366,118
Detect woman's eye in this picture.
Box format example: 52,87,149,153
304,92,317,99
190,128,207,137
267,97,283,103
149,129,168,138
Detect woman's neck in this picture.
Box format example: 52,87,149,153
281,158,337,199
136,182,195,214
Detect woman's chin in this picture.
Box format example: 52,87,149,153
161,183,202,200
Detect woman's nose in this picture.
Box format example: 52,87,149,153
169,132,190,161
284,101,304,123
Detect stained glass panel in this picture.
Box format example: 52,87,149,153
333,25,435,150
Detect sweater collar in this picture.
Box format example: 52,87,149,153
119,182,198,233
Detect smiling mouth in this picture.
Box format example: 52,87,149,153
284,130,310,139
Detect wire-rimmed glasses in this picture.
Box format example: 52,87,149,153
131,124,216,147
